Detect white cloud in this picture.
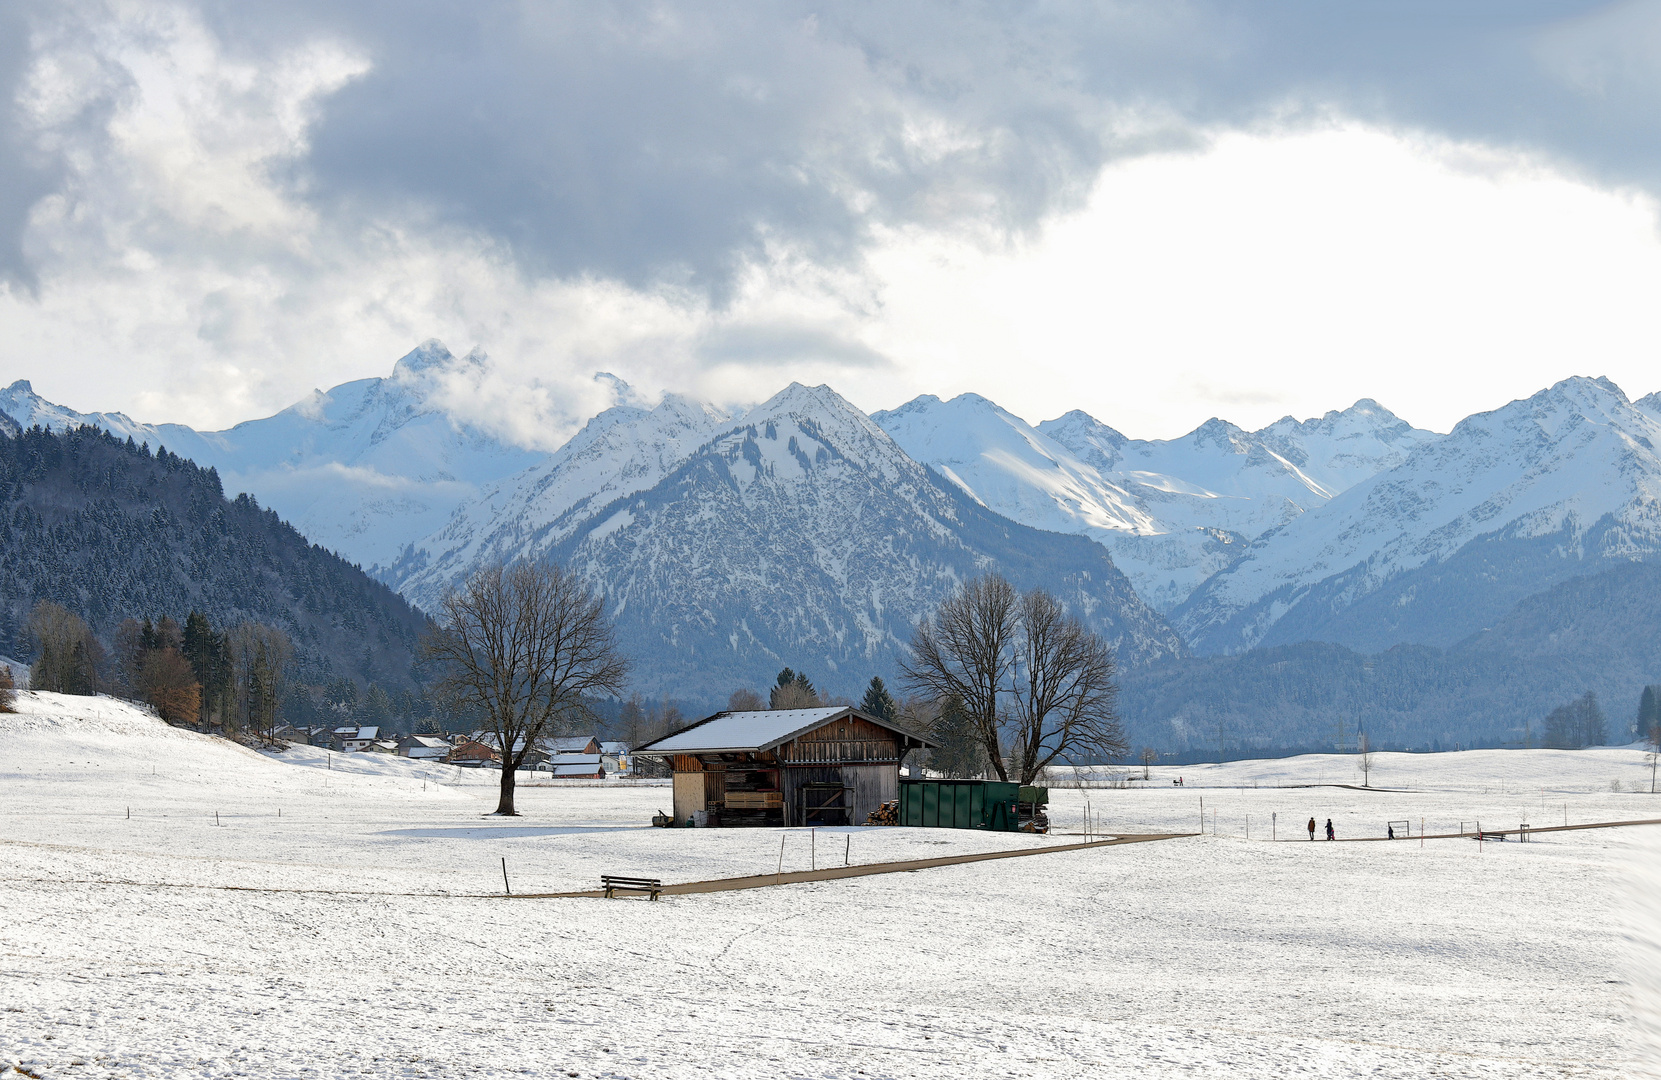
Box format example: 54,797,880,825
5,7,1661,447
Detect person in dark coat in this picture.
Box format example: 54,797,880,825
1325,818,1335,841
1307,817,1316,841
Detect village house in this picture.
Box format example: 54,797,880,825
447,739,500,768
633,706,934,827
545,753,606,779
469,732,550,769
396,735,451,760
545,734,602,755
329,725,378,752
599,740,630,774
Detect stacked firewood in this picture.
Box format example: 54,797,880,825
864,799,900,826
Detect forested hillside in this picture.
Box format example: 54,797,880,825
1121,561,1661,754
0,426,430,689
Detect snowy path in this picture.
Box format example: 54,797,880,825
1,693,1655,1078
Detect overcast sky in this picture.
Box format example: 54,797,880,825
4,1,1661,445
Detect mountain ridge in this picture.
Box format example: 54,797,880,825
537,382,1185,698
1174,375,1661,655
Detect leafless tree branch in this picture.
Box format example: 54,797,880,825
422,562,630,815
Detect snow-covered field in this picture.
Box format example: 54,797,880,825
3,692,1658,1078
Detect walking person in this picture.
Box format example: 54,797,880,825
1325,818,1335,841
1307,816,1316,841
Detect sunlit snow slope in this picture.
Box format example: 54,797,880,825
0,342,543,570
1176,376,1661,654
389,393,731,610
874,393,1435,611
541,383,1183,696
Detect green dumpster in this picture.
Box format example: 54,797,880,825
899,778,1020,831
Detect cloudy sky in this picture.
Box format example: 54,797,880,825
4,1,1661,445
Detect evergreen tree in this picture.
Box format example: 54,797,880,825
1638,685,1661,741
859,676,897,723
769,667,819,709
324,677,359,718
928,695,984,778
358,683,394,729
182,611,232,728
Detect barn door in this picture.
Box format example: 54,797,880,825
801,784,848,826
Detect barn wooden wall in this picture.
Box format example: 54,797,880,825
671,773,704,821
842,764,898,823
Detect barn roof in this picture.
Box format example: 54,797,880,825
634,706,934,756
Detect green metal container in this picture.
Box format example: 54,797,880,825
899,778,1020,831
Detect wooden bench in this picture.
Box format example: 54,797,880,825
601,875,663,900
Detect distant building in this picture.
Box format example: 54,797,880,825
470,731,548,768
546,753,605,779
447,739,500,768
545,735,602,755
633,706,934,828
397,735,451,760
599,741,630,774
330,726,379,752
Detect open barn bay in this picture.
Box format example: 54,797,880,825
1,693,1656,1079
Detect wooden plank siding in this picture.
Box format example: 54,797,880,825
782,716,903,764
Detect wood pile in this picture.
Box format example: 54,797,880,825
725,791,782,809
864,799,899,826
1019,813,1051,834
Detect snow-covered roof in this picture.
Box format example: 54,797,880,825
548,753,602,766
357,726,379,740
406,736,448,749
599,741,628,754
552,763,604,777
635,706,932,755
547,735,599,753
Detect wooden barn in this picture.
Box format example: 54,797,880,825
634,706,935,827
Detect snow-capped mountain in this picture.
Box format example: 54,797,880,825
0,342,545,569
536,383,1184,697
1174,376,1661,655
873,394,1436,612
390,393,732,609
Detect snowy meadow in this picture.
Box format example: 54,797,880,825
2,692,1658,1078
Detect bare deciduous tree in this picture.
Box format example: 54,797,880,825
1140,746,1157,780
423,562,629,815
902,576,1018,780
228,622,293,740
903,575,1124,785
727,688,765,712
28,601,105,695
1357,731,1375,788
1007,589,1122,784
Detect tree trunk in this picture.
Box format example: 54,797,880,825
495,762,518,815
